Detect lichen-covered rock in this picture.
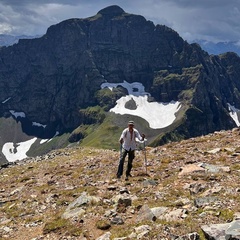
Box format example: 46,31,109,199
201,221,240,240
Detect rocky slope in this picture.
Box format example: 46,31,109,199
1,5,240,164
1,128,240,239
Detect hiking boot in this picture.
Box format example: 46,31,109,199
126,173,132,178
117,174,121,179
125,176,129,181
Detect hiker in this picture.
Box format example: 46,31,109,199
117,120,145,180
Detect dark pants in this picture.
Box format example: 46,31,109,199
117,148,135,177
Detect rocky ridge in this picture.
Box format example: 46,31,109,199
1,128,240,239
1,5,240,164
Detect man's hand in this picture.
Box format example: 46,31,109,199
141,134,145,139
119,138,124,144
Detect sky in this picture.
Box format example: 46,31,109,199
0,0,240,43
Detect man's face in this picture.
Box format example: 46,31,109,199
128,124,134,130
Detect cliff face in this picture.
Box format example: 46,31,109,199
1,5,240,164
0,5,192,133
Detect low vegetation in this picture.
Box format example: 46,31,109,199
1,128,240,239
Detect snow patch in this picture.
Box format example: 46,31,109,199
9,110,26,118
101,81,181,129
40,139,49,144
32,122,47,128
40,131,59,144
2,137,37,162
101,80,149,96
228,103,240,126
2,97,11,104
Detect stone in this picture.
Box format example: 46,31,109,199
111,216,124,225
201,221,240,240
188,182,206,194
198,163,230,173
194,196,218,208
226,220,240,239
119,188,129,194
96,232,111,240
136,204,156,223
201,223,230,240
107,185,117,191
164,209,188,221
134,225,152,234
142,179,158,187
206,148,221,154
62,192,100,219
62,208,85,219
151,206,168,219
116,196,132,213
179,164,205,176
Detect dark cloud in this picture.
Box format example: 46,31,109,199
0,0,239,43
0,0,79,5
136,0,240,42
162,0,239,8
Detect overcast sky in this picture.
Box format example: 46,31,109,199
0,0,240,43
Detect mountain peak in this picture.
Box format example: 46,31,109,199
97,5,125,16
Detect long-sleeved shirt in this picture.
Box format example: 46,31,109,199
120,128,142,151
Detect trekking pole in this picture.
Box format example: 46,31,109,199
143,140,147,175
116,143,123,179
119,143,122,157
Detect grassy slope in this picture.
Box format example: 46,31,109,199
78,112,160,149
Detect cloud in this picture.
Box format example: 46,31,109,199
0,2,47,35
133,0,240,42
0,0,121,35
0,0,240,42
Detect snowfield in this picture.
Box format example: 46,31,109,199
2,138,37,162
228,103,240,126
111,95,181,129
101,80,181,129
101,81,240,129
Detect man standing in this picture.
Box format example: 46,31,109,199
117,120,145,180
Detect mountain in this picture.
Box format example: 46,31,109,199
0,34,39,47
194,39,240,56
1,128,240,239
1,5,240,166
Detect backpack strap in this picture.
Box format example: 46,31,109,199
124,128,128,138
124,128,137,139
133,129,137,139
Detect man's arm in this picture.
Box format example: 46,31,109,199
135,129,145,141
119,129,126,144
